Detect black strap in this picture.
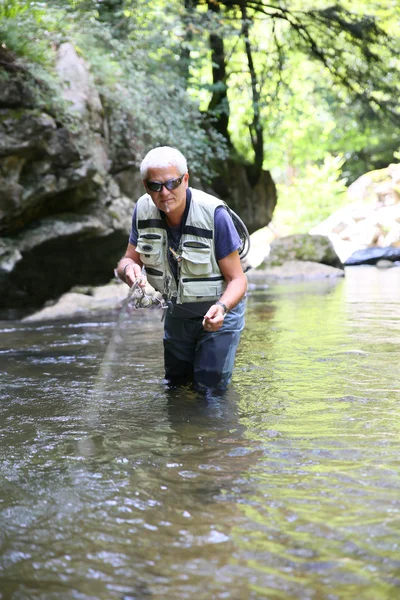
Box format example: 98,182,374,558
137,219,166,229
183,225,213,239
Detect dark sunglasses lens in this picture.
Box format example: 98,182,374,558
146,181,162,192
164,177,182,190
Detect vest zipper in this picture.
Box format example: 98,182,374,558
181,275,224,283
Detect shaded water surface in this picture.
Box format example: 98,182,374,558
1,267,399,599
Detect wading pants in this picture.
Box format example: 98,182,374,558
163,299,246,391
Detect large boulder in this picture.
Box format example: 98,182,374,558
259,233,343,269
248,233,344,281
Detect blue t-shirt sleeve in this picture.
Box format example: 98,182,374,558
129,205,138,246
214,206,241,261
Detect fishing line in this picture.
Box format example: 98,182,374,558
88,282,213,420
87,281,149,422
91,283,206,402
166,302,206,319
77,280,161,458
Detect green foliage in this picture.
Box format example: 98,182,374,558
0,0,29,17
186,0,400,184
0,1,64,63
273,154,348,235
0,1,76,116
0,0,228,178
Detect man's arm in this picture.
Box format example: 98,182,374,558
202,250,247,331
116,243,144,287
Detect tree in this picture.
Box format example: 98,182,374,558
183,0,400,185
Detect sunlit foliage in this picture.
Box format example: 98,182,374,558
0,0,228,177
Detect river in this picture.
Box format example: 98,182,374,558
0,266,399,599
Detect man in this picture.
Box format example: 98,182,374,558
116,146,247,391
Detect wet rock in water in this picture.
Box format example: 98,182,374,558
21,280,162,322
376,259,396,269
344,246,400,266
22,282,129,322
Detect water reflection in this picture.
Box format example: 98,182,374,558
0,267,400,598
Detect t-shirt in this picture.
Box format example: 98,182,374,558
128,188,241,319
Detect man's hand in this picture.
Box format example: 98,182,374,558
202,303,225,332
123,262,146,288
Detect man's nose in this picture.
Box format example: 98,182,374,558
159,184,170,195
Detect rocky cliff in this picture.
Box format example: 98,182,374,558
0,44,139,317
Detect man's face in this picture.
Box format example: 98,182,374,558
144,166,189,217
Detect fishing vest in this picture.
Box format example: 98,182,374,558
135,188,227,304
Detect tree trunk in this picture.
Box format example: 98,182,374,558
206,1,231,146
180,0,195,85
241,5,264,185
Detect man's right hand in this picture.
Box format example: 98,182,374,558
123,262,146,288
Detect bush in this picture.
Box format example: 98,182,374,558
272,154,348,235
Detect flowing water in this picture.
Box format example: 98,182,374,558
0,266,399,600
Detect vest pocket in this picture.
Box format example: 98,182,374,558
181,244,212,276
181,279,226,299
136,235,163,266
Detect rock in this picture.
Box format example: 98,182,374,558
0,78,35,107
249,260,344,280
0,55,136,312
22,284,127,322
22,280,162,322
0,47,35,107
344,246,400,266
247,224,278,268
376,259,395,269
0,193,135,311
113,166,143,199
206,159,277,234
259,233,343,269
0,107,96,233
56,43,104,132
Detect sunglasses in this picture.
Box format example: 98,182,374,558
145,176,184,192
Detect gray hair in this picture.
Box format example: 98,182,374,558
140,146,188,180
